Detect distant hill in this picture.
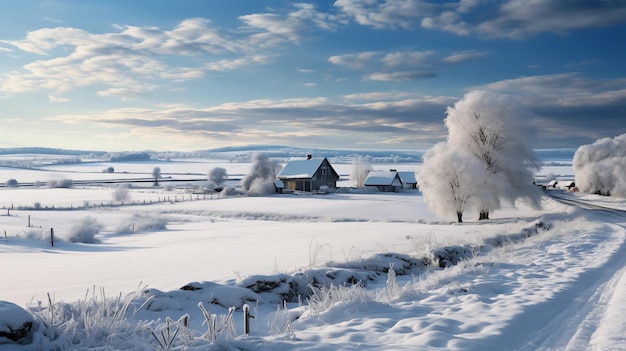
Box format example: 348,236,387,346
0,147,106,156
0,145,576,165
192,145,423,163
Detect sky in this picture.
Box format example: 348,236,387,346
0,0,625,152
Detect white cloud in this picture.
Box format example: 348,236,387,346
239,3,340,46
47,95,452,148
335,0,626,39
343,91,412,101
49,95,70,103
481,73,626,106
329,50,482,80
365,71,437,81
382,51,435,68
328,51,381,69
442,50,488,64
0,5,331,98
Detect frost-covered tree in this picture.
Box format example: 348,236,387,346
350,156,372,188
573,133,626,197
112,184,131,203
208,167,228,188
444,90,542,219
418,142,487,222
152,167,161,186
241,153,282,194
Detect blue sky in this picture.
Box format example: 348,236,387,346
0,0,625,152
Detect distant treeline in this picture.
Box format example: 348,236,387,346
0,145,576,164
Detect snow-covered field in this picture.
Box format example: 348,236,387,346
1,156,625,350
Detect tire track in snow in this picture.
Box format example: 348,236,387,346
588,264,626,350
517,214,626,351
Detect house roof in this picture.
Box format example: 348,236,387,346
364,170,402,186
397,171,417,184
278,157,329,179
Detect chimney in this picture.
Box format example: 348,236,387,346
307,154,312,160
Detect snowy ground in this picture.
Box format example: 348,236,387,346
1,157,625,350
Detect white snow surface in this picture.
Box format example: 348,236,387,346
0,158,625,350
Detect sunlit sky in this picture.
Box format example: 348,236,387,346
1,0,625,152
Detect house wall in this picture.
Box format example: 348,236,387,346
374,185,401,192
283,179,311,192
311,159,338,190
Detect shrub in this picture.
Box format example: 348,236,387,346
112,184,130,202
48,179,74,188
6,179,18,187
66,217,103,243
220,186,243,197
247,178,276,195
114,215,168,234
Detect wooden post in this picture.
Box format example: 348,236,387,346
243,304,251,336
50,228,54,247
4,230,7,242
28,215,31,227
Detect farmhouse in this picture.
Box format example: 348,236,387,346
277,155,339,192
364,170,403,192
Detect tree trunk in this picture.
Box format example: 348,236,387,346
479,211,489,220
456,211,463,223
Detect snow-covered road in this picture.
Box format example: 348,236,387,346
289,208,626,350
520,216,626,350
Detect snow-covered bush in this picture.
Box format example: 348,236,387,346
573,133,626,197
208,167,228,188
47,178,73,188
247,178,276,195
6,179,18,187
20,228,47,240
241,152,281,192
152,167,161,186
66,217,103,243
350,156,372,188
111,184,131,202
114,214,168,234
220,186,243,197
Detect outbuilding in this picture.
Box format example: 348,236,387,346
363,170,403,192
397,171,418,189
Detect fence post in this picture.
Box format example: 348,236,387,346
50,228,54,247
243,304,251,336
